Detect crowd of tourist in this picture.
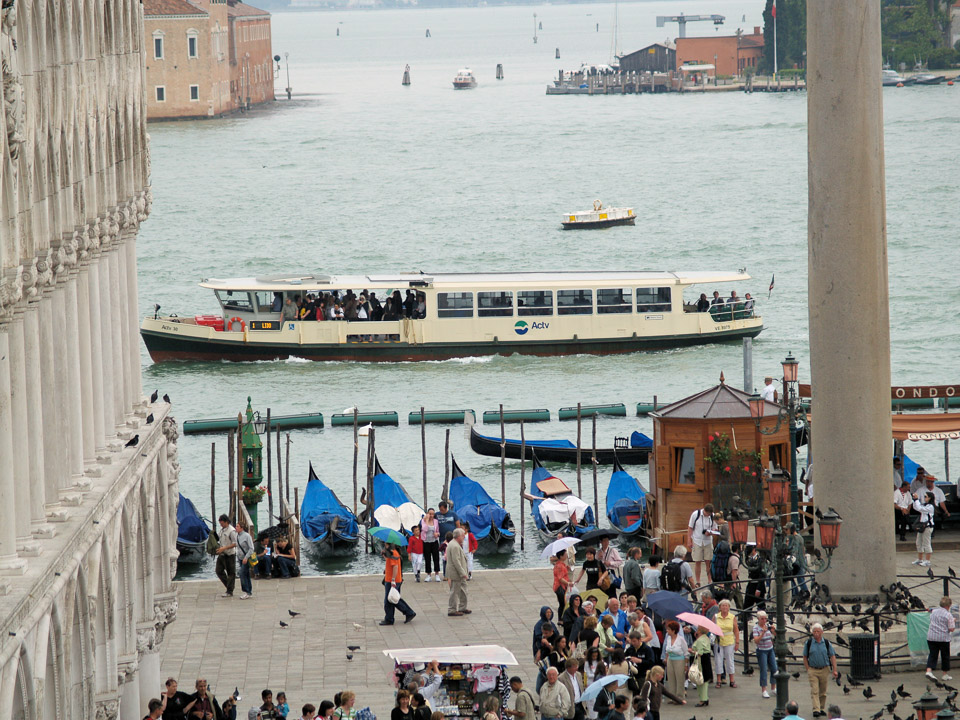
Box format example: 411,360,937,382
277,289,427,322
214,516,302,600
147,678,356,720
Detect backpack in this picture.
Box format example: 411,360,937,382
711,540,732,583
660,560,684,592
804,637,833,659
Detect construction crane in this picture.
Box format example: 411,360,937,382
656,13,725,39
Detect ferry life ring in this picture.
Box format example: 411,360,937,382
227,316,246,332
593,199,603,211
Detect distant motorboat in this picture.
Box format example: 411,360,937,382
882,69,906,86
453,68,477,89
913,73,945,85
562,200,636,230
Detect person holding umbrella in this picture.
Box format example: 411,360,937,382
378,537,416,626
554,549,573,617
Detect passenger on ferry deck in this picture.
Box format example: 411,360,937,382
728,290,739,304
696,294,710,312
403,290,416,318
370,292,384,321
392,290,404,316
316,299,326,321
271,292,283,312
344,292,358,320
743,293,755,313
358,299,369,320
282,298,297,321
710,291,724,306
383,297,399,321
415,293,427,319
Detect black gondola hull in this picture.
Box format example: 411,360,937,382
470,427,649,464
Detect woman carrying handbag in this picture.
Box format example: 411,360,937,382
689,626,713,707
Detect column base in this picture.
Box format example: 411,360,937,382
97,452,114,465
0,554,27,575
85,465,103,478
59,492,83,507
31,522,56,539
17,538,42,557
46,507,70,523
71,474,93,492
107,438,125,452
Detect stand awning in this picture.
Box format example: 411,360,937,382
383,645,519,666
892,413,960,441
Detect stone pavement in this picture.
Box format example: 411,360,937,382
160,549,960,720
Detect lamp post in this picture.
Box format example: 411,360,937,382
240,397,268,534
749,352,802,525
748,478,842,720
913,690,942,720
284,52,292,100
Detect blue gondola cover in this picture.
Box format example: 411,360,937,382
475,431,576,449
176,494,209,544
301,468,359,541
450,472,510,540
605,467,646,533
630,431,653,448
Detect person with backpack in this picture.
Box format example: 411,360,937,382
802,623,838,717
659,546,693,594
709,539,731,600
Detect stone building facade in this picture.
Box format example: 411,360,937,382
675,27,765,76
145,0,275,120
0,2,181,719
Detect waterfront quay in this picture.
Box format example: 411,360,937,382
163,546,960,720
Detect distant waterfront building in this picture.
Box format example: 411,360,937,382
951,2,960,53
675,26,764,77
618,42,676,74
145,0,275,120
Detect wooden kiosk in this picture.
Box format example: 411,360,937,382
649,377,791,554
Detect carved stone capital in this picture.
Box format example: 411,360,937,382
137,191,149,224
35,248,54,291
20,256,38,301
77,224,92,261
89,218,103,253
94,695,120,720
0,266,23,322
116,655,138,686
161,415,179,446
153,591,178,644
136,623,156,655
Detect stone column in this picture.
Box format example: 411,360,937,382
76,267,96,461
51,285,72,491
23,304,53,535
0,326,27,574
8,313,40,555
114,245,132,416
109,249,126,423
39,295,67,517
125,235,142,406
807,0,895,596
88,261,107,450
98,252,117,441
64,276,85,484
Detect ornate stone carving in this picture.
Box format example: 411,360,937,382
136,625,156,654
116,657,138,686
77,224,92,261
20,256,38,300
1,0,25,164
89,218,102,253
153,593,178,645
136,192,149,224
94,697,120,720
162,416,181,484
0,265,22,321
35,248,53,290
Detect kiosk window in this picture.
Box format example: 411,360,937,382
636,287,672,312
597,288,632,314
557,289,593,315
478,291,514,317
437,292,473,318
675,447,696,485
517,290,553,316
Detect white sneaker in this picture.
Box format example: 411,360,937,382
435,574,442,582
913,559,923,565
239,593,250,600
220,592,233,598
425,575,432,582
762,691,770,698
927,670,938,680
943,674,953,681
921,560,932,567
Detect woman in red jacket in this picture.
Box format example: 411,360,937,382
553,548,572,618
463,521,479,579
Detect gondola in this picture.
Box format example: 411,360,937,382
449,457,516,555
605,456,649,543
526,454,597,544
300,463,361,557
362,456,425,549
176,494,209,564
469,425,651,464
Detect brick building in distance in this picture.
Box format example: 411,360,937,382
145,0,275,120
675,26,765,76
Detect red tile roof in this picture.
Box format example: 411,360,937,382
144,0,207,16
227,0,271,16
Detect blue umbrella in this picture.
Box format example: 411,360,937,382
367,527,408,546
644,590,694,621
581,675,630,703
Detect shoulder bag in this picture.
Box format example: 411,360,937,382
688,654,703,686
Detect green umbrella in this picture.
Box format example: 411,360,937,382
368,526,408,546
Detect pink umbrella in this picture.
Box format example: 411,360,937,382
676,611,725,637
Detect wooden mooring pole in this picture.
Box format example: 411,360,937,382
210,442,216,521
285,433,291,502
520,422,526,551
592,414,599,521
442,429,451,502
576,403,583,496
421,406,428,508
353,408,359,514
500,404,507,506
266,408,273,523
227,429,235,522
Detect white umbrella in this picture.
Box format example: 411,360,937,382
581,675,630,703
540,536,580,560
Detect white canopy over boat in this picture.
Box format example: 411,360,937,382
383,645,519,666
539,495,591,525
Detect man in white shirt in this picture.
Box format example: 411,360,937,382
894,481,913,542
539,667,571,720
687,503,717,586
760,376,778,403
559,659,583,720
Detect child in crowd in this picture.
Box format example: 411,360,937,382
408,525,425,582
275,691,290,720
463,522,478,580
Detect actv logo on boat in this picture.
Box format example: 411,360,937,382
514,321,529,335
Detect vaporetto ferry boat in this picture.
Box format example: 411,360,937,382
140,271,763,363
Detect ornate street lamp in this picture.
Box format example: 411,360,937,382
936,707,956,720
727,507,750,545
913,691,942,720
818,507,843,553
755,514,777,552
782,352,799,383
768,471,790,508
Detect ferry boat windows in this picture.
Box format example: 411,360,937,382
254,291,282,313
597,288,632,314
557,289,593,315
216,290,254,312
437,292,474,318
477,291,514,317
517,290,553,316
636,287,672,313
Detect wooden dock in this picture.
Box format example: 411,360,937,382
547,70,807,95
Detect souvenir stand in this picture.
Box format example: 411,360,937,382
383,645,519,719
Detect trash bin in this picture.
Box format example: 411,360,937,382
849,633,880,680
